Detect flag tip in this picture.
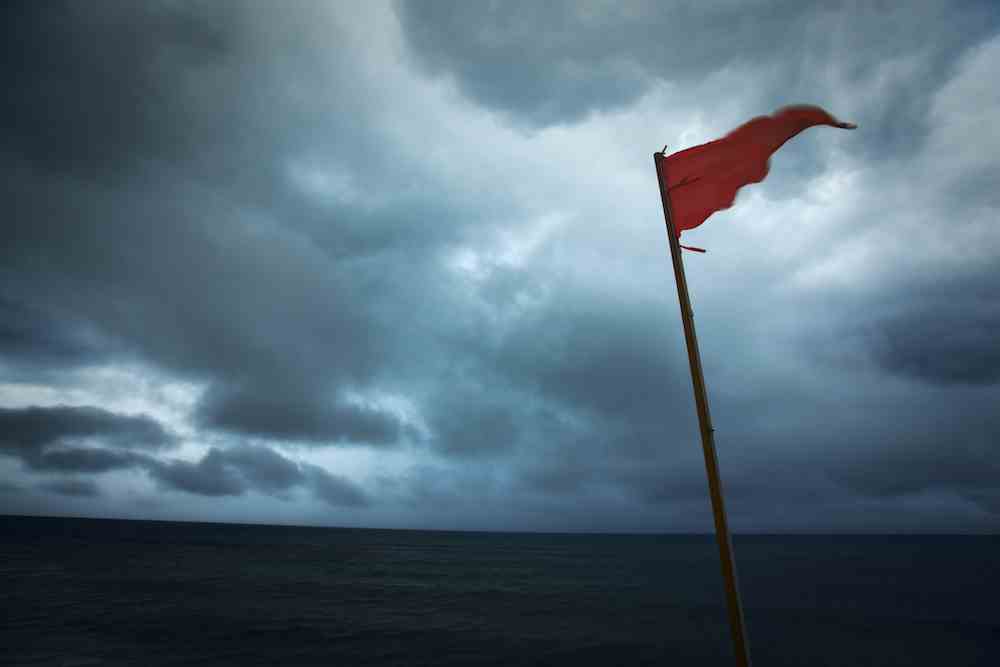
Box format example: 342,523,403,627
836,121,858,130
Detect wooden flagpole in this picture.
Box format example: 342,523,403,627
653,151,752,667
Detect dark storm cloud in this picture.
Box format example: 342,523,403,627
0,406,166,477
0,405,175,452
395,0,998,137
3,0,999,532
1,1,232,176
870,310,1000,386
512,424,703,504
407,273,720,526
420,273,695,461
0,1,426,446
148,449,247,497
21,447,144,474
304,464,370,508
826,394,1000,515
0,299,111,371
865,287,1000,387
196,385,402,445
0,480,24,495
216,445,307,495
4,160,409,443
395,0,812,125
426,392,521,458
0,407,373,507
38,478,101,498
804,264,1000,387
393,0,999,231
468,256,1000,526
148,445,370,508
835,440,998,501
495,288,685,425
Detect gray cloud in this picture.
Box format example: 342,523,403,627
796,251,1000,388
148,450,248,497
863,275,1000,386
395,0,997,138
21,447,145,474
869,310,1000,386
196,384,403,445
1,1,238,178
827,398,1000,516
0,405,370,509
395,0,812,125
0,405,165,480
1,2,419,447
2,1,999,532
304,464,370,508
215,445,308,495
494,288,685,425
0,299,112,372
413,270,699,494
426,390,522,459
37,478,101,498
0,480,23,495
0,405,175,453
148,445,370,508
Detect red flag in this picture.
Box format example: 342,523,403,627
660,105,856,251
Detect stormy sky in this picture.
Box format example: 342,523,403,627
2,1,999,533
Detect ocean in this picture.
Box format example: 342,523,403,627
2,515,997,666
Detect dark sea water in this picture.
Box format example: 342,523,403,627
2,516,998,666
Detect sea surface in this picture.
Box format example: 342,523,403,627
2,516,998,666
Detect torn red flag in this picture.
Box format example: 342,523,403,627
659,105,856,251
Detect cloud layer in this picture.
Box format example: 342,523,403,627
2,1,998,532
